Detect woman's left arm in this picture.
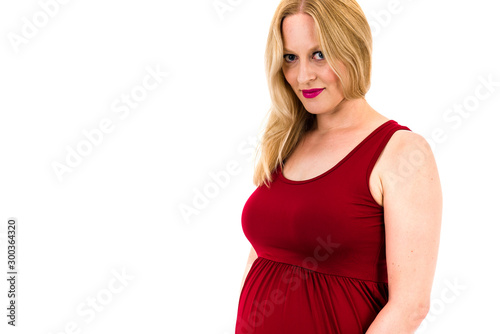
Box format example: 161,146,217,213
366,131,443,334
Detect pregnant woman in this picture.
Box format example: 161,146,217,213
235,0,442,333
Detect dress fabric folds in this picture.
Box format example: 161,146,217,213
235,120,412,334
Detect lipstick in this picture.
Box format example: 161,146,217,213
302,88,324,99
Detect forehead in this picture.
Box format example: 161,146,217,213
282,13,319,51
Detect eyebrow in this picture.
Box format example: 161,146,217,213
283,45,321,53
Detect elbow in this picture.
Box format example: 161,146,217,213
387,299,430,330
411,301,430,322
406,301,430,331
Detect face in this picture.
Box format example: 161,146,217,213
281,13,344,115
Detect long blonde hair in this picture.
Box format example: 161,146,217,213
252,0,373,188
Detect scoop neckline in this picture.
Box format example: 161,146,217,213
278,120,394,185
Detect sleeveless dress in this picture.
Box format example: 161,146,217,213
235,120,412,334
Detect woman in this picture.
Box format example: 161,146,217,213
235,0,442,333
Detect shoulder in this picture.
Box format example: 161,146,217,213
387,129,430,157
379,129,439,191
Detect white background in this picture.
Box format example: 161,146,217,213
0,0,499,333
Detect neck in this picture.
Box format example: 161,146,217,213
311,98,374,134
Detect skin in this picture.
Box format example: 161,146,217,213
240,12,442,333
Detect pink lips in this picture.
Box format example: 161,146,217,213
302,88,324,98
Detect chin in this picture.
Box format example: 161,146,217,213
303,107,326,115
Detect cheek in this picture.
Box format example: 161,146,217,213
282,68,295,87
322,68,340,85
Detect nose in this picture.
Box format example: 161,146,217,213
297,59,316,85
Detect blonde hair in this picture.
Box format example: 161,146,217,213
252,0,373,188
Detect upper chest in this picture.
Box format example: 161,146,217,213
282,129,387,206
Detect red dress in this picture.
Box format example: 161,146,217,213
235,120,412,333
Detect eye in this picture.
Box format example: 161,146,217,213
313,51,324,60
283,51,324,64
283,54,296,63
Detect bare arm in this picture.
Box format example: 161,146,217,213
366,132,442,333
240,246,258,294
